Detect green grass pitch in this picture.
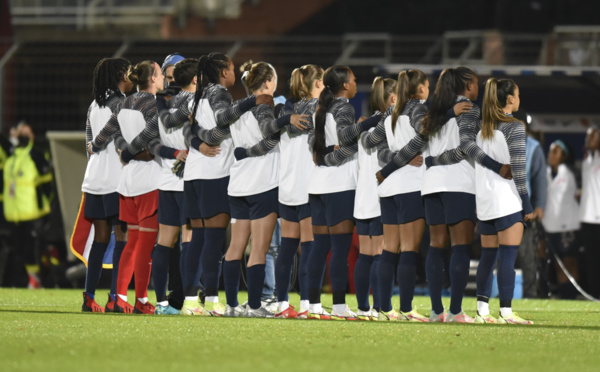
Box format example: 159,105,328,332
1,289,600,372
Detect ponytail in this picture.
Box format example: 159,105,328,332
190,52,230,124
290,64,324,101
481,78,521,140
391,69,428,133
313,65,352,159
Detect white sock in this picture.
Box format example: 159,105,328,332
185,296,198,302
477,301,490,316
137,297,148,304
309,303,322,313
278,301,289,312
158,301,168,307
500,307,513,317
300,300,309,311
117,294,127,302
205,296,218,303
332,304,347,314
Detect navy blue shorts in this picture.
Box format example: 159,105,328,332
279,203,311,223
423,192,476,226
184,177,230,220
309,190,356,227
546,231,580,258
229,188,279,220
380,191,425,225
158,190,187,227
84,192,119,221
356,217,383,236
478,211,524,235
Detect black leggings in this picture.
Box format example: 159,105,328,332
581,223,600,298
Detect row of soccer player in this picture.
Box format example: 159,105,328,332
81,52,535,323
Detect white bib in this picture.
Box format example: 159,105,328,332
354,130,381,219
475,130,522,221
184,99,234,181
227,111,279,197
422,117,475,196
542,164,580,232
116,109,162,197
307,113,358,194
157,109,187,192
82,101,123,194
580,151,600,224
279,129,314,206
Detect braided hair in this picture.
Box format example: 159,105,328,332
190,53,230,124
92,57,131,108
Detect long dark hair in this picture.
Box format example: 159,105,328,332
422,66,476,136
391,69,427,133
312,65,352,159
190,52,230,124
92,57,131,107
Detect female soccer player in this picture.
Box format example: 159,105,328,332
353,76,395,320
419,67,511,323
81,57,132,312
307,65,380,320
474,78,534,324
183,53,273,316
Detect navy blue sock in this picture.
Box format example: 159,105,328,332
85,241,108,297
110,241,126,296
354,254,373,311
378,250,399,312
202,228,225,297
329,233,353,304
476,247,499,303
276,237,300,302
498,245,519,308
246,264,266,310
308,233,331,303
426,246,445,315
371,254,381,310
151,244,171,302
184,227,204,296
223,259,241,307
179,242,190,291
299,241,313,301
449,244,470,315
398,251,418,313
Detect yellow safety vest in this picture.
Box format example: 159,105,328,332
3,141,52,222
0,144,7,203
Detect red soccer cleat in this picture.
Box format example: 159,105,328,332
275,306,299,319
105,294,116,313
114,297,134,314
134,299,155,315
82,292,105,313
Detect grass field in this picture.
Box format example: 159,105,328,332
1,289,600,372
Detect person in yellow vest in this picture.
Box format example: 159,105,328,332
3,121,53,288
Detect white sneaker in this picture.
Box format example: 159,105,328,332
356,309,372,321
446,310,474,323
370,308,379,321
429,310,447,323
331,305,357,320
245,305,275,318
224,304,245,317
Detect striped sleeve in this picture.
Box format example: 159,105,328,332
210,87,256,128
364,106,392,149
254,104,291,137
324,142,358,166
287,99,317,135
246,132,281,157
333,101,361,146
158,94,192,129
505,122,528,196
85,104,93,158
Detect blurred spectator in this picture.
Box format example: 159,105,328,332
580,127,600,298
518,129,547,298
542,140,580,299
3,121,53,288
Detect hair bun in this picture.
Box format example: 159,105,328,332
240,60,254,73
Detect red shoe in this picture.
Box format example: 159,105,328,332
275,306,299,319
134,299,155,315
105,294,116,313
114,297,134,314
82,292,105,313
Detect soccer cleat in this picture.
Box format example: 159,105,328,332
82,292,105,313
181,299,204,316
204,302,226,317
154,304,180,315
378,309,399,321
275,305,298,319
134,300,155,315
261,297,279,313
105,294,116,313
307,309,331,320
370,308,379,321
498,312,533,325
356,309,372,321
429,311,447,323
399,309,429,322
113,297,134,314
474,312,498,324
224,304,245,317
446,310,474,323
297,305,309,319
244,306,275,318
331,305,358,321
